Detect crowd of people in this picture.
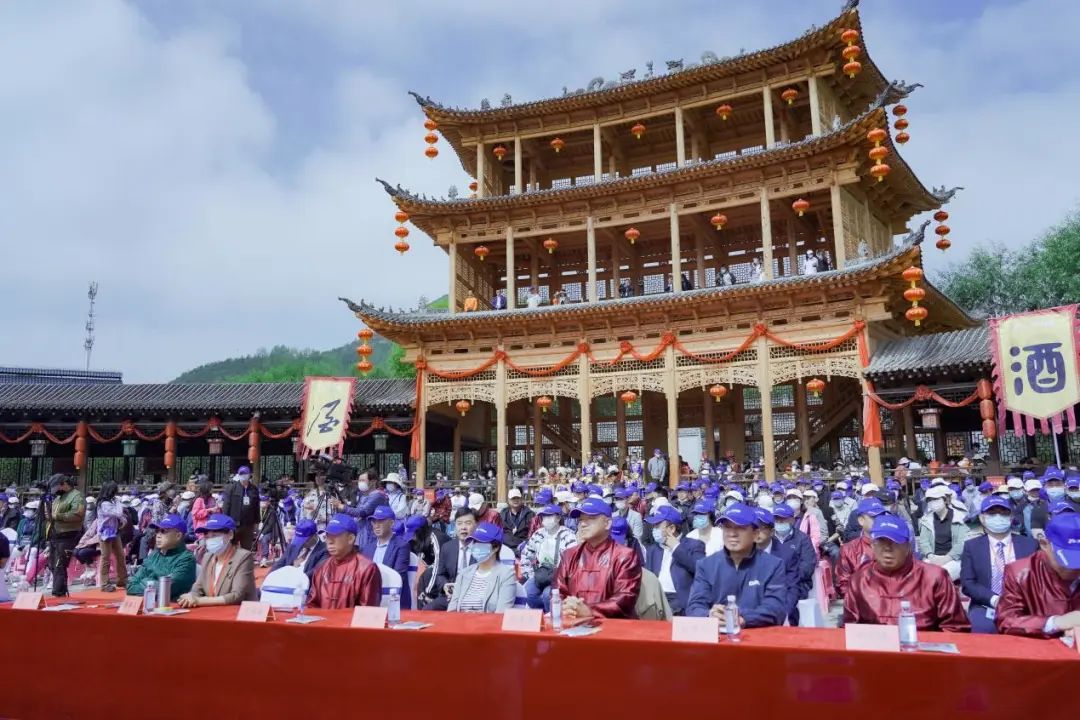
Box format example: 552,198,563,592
2,455,1077,641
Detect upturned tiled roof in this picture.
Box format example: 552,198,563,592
0,379,416,416
865,326,990,381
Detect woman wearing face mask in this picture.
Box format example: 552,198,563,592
448,522,517,613
521,505,579,610
612,488,645,542
784,490,822,556
190,479,217,533
177,513,257,608
685,500,723,556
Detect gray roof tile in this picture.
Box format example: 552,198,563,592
865,326,990,380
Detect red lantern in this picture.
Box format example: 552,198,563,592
980,399,996,420
709,384,728,402
624,227,640,245
902,266,923,284
620,390,638,405
358,328,374,341
841,29,859,45
894,118,910,131
543,237,558,254
394,240,410,254
806,378,826,397
468,181,478,192
781,88,798,106
474,245,489,261
982,418,997,442
893,104,908,117
550,137,565,153
165,451,176,469
842,45,861,61
356,360,373,375
424,118,437,131
843,61,862,79
935,224,951,237
395,226,409,239
866,128,887,146
870,163,891,182
74,450,86,470
357,345,373,357
424,132,439,145
493,145,507,161
424,145,439,159
895,132,910,144
868,145,889,163
906,305,928,327
394,209,409,223
631,122,646,140
977,378,993,400
792,198,810,217
936,238,951,251
536,396,553,413
710,213,727,231
933,210,949,223
455,399,471,416
715,104,732,121
75,436,87,454
903,287,925,303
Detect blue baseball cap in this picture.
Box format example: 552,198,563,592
719,502,757,528
1044,514,1080,569
772,503,795,520
611,516,629,544
856,498,886,517
392,520,405,537
676,482,691,492
978,481,993,494
149,513,186,533
1068,476,1080,490
645,482,659,494
980,496,1012,514
468,522,504,544
370,505,395,522
325,514,359,536
570,496,613,518
1049,500,1077,516
754,507,775,527
870,514,911,544
236,466,251,476
535,489,553,504
645,505,683,525
537,504,563,516
293,519,317,543
703,486,720,499
614,488,631,499
691,499,716,515
1043,466,1065,482
830,490,844,501
196,513,236,533
1022,470,1036,481
571,481,587,494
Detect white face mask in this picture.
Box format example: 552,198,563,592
785,499,802,512
542,516,559,532
757,495,774,509
358,481,369,492
928,498,947,514
615,500,627,511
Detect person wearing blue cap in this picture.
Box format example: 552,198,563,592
178,514,257,608
125,513,197,602
270,518,328,582
555,497,642,623
220,466,260,551
308,514,381,609
521,504,578,611
361,504,412,609
1067,473,1080,505
835,498,886,597
771,503,816,602
613,488,645,543
996,513,1080,637
447,523,517,613
644,505,705,615
844,514,969,632
1030,467,1069,534
686,499,723,556
752,507,801,624
960,496,1038,633
685,503,786,626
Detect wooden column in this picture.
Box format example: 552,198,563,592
513,136,523,195
795,382,810,466
529,241,539,292
762,86,775,149
532,402,542,475
447,239,458,314
759,188,774,280
495,350,508,503
586,216,597,302
528,158,537,192
809,75,822,135
786,219,798,277
830,183,847,269
902,404,917,459
505,226,516,309
415,377,427,487
669,203,682,293
731,387,747,461
703,390,716,461
616,394,628,465
757,337,776,482
593,124,602,182
630,244,642,296
665,343,679,488
611,238,621,295
452,420,462,481
694,231,706,289
475,142,486,198
690,134,700,164
674,106,686,166
578,354,592,464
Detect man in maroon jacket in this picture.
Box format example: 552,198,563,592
555,497,642,625
308,514,382,609
996,513,1080,637
835,498,885,597
844,514,969,632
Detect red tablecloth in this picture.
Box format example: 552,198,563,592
0,591,1075,720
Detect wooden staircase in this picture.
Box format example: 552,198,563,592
538,414,581,460
774,394,861,468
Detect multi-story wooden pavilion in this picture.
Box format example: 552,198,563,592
344,2,983,499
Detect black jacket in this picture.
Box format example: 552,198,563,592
221,481,261,528
500,507,535,555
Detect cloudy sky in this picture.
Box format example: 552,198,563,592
1,0,1077,382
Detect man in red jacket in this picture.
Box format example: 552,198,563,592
555,497,642,624
835,498,885,597
996,513,1080,637
844,514,969,632
308,514,382,609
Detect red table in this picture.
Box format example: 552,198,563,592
0,591,1075,720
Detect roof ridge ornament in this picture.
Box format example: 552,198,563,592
842,0,860,11
873,80,923,110
902,220,931,247
931,186,964,204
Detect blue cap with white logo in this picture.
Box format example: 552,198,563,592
772,503,795,520
691,499,716,515
754,507,775,527
856,498,886,517
150,513,186,533
1045,514,1080,569
870,514,910,544
719,502,757,528
292,519,317,544
195,513,236,533
569,496,612,519
980,496,1012,513
645,505,683,525
370,505,396,522
468,522,504,545
325,514,359,536
537,504,563,516
1048,500,1077,517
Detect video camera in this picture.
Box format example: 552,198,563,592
310,452,353,499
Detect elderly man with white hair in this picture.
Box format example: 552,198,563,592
917,484,966,580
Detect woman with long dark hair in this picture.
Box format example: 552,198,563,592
95,481,126,591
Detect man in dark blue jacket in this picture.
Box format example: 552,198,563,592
360,505,412,609
644,505,705,615
771,503,816,602
686,503,786,627
339,483,389,550
960,495,1039,633
753,507,802,624
271,518,328,582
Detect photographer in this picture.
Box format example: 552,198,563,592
47,474,86,597
335,472,388,550
303,473,334,530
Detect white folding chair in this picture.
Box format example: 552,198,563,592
408,552,419,605
377,562,403,609
259,566,310,609
498,545,516,567
513,582,529,608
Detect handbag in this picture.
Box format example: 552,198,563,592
532,535,561,590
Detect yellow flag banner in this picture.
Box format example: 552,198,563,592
299,377,356,455
990,304,1079,436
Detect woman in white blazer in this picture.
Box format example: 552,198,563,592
447,522,517,613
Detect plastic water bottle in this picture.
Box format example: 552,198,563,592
724,595,741,643
144,581,157,614
550,588,563,632
293,587,306,619
388,587,401,625
898,600,918,652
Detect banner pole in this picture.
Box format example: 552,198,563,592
1052,427,1062,468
